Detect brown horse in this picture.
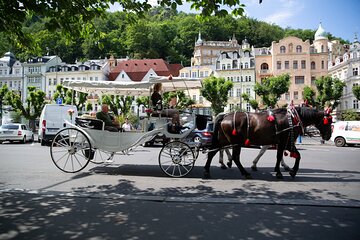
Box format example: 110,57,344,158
203,107,333,179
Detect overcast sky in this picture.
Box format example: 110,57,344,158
109,0,360,42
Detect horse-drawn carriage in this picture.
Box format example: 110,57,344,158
50,76,208,178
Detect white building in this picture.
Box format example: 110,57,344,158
22,55,62,102
0,52,23,94
45,58,109,111
214,39,256,112
328,35,360,116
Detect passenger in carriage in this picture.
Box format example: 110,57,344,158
96,104,122,132
151,83,163,111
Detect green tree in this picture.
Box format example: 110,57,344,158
163,91,195,110
53,85,88,111
303,86,316,106
241,93,259,110
5,86,45,131
353,85,360,101
0,85,9,118
85,102,93,112
315,76,345,109
100,95,134,117
200,76,233,115
254,74,291,108
341,109,360,121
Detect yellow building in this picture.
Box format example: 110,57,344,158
255,23,330,107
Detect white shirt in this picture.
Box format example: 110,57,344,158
122,122,132,131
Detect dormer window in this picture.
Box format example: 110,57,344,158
280,46,286,53
296,45,302,53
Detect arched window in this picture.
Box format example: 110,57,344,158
296,45,302,53
244,62,249,68
260,63,269,70
321,45,324,52
280,46,286,53
311,61,316,70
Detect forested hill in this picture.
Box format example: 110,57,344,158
0,7,347,66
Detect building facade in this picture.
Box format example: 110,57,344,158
214,39,256,112
255,23,330,107
0,52,23,95
328,35,360,115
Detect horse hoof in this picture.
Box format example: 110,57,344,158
227,161,232,168
220,164,227,170
289,170,297,178
251,165,258,171
276,173,283,179
203,172,211,179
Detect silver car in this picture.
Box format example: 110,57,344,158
0,123,34,144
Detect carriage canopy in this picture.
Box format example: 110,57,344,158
62,76,203,96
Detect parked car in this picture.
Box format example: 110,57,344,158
331,121,360,147
185,121,214,147
0,123,34,144
304,125,320,137
38,104,78,146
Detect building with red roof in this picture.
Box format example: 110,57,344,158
108,59,183,82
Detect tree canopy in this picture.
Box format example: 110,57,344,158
315,76,345,109
200,76,233,115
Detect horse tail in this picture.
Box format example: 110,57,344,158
212,113,226,146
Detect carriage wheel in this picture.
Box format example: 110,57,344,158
158,141,196,177
88,149,115,164
50,128,91,173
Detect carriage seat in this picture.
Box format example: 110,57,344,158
75,117,104,130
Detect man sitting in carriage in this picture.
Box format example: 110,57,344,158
96,104,122,132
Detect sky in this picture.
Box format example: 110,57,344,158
109,0,360,42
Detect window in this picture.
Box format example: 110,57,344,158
200,71,204,77
285,61,289,69
301,60,306,69
296,45,302,53
293,61,298,69
245,76,248,82
222,64,226,70
294,91,299,100
280,46,286,53
285,92,290,101
311,76,316,85
192,72,197,77
229,104,234,111
199,96,203,103
192,95,197,101
260,63,269,70
295,76,305,84
321,45,324,52
246,88,250,95
321,60,325,69
277,61,281,70
354,100,359,109
228,89,233,97
227,63,231,69
204,71,209,77
248,76,252,82
353,68,358,76
236,88,241,97
246,103,251,112
311,61,316,70
245,63,249,68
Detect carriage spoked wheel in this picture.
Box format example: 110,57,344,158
158,140,196,177
50,128,92,173
87,149,115,164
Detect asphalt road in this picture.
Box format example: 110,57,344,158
0,138,359,239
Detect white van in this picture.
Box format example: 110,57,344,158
38,104,78,146
331,121,360,147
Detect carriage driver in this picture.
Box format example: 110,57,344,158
96,104,121,132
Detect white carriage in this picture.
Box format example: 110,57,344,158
50,76,209,177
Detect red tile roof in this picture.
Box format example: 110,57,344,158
108,59,183,81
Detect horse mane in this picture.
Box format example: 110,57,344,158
295,106,322,124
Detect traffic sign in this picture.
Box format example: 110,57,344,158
56,98,63,104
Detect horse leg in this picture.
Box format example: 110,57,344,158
219,150,227,169
251,145,269,171
280,158,292,171
289,147,301,178
232,146,251,179
226,148,233,168
274,147,284,179
203,147,218,179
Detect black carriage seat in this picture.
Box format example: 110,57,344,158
75,117,104,130
195,114,212,130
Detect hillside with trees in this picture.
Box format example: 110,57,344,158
0,7,347,66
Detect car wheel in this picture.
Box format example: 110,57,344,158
193,136,202,143
41,139,46,146
22,136,26,144
334,137,346,147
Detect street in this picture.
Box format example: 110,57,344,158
0,138,360,239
